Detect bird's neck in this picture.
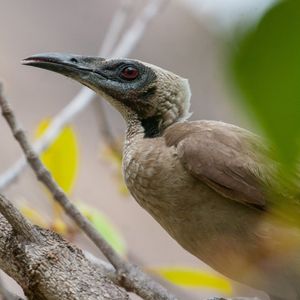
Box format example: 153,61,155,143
125,111,181,142
125,114,153,142
125,78,192,141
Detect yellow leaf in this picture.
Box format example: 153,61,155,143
150,266,232,295
36,119,79,195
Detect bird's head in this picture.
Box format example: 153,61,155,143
23,53,191,137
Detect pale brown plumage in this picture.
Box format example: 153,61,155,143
24,53,300,300
123,118,300,300
165,121,268,208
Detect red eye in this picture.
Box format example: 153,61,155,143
120,66,139,80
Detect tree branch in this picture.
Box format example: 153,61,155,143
0,194,129,300
86,251,200,300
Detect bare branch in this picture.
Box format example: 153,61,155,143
0,200,129,300
84,251,116,281
0,87,178,300
0,0,166,191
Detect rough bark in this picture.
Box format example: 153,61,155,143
0,214,129,300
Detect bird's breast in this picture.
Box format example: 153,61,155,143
123,138,192,220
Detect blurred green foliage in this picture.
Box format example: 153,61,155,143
232,0,300,170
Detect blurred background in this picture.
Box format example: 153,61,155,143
0,0,291,299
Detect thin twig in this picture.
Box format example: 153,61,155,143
0,82,94,192
0,0,166,191
112,0,167,57
84,251,116,280
0,87,178,300
0,88,123,268
100,0,134,57
127,251,199,300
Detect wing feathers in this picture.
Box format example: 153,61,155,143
165,121,269,209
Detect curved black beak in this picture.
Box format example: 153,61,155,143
22,52,105,80
22,52,108,92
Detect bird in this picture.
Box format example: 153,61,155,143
23,53,300,300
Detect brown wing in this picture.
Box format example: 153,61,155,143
164,120,275,210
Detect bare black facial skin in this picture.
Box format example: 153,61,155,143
95,59,158,116
23,53,159,136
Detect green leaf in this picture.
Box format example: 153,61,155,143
76,202,126,256
232,0,300,169
151,266,232,295
36,119,79,195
